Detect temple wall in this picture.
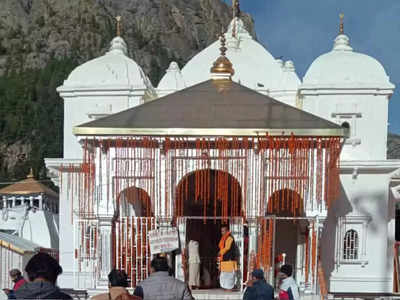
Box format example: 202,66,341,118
301,92,389,161
323,171,392,293
57,172,75,288
62,94,145,159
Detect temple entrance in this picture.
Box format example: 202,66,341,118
175,169,244,290
267,189,317,291
111,186,155,287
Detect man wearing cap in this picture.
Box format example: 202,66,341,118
278,264,300,300
243,269,274,300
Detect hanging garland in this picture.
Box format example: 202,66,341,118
256,218,274,273
67,135,341,219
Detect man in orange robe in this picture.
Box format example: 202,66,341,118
218,224,238,290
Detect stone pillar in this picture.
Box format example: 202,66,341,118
97,217,113,288
247,219,259,279
39,194,43,210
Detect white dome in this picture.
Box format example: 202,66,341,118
157,62,186,91
303,34,392,87
277,60,301,91
181,18,284,91
62,37,154,90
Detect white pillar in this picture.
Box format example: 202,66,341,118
97,217,113,288
39,194,43,210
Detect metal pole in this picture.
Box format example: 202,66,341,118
271,215,276,287
314,216,320,294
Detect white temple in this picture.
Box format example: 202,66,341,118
0,170,60,289
42,7,400,298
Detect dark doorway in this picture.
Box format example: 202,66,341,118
186,218,222,288
175,169,243,289
267,189,305,279
396,203,400,241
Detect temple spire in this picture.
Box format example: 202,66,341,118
339,13,344,34
116,16,122,36
210,28,234,80
233,0,240,18
231,0,240,38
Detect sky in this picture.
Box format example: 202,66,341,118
224,0,400,134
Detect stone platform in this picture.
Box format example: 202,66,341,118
192,289,243,300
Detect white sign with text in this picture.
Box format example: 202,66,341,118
148,227,180,255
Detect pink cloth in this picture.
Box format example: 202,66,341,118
279,290,289,300
13,278,26,291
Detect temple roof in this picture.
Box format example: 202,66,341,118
0,172,58,198
0,232,40,254
74,80,347,137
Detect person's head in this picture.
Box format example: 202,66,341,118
221,224,229,236
108,269,128,287
9,269,22,282
251,269,264,281
150,256,169,273
280,264,293,278
25,253,62,284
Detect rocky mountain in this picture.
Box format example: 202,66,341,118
0,0,255,181
0,0,255,79
388,133,400,159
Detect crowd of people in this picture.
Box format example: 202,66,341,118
1,225,299,300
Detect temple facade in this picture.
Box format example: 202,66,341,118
44,5,400,297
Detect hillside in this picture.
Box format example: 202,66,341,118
388,133,400,159
0,0,255,181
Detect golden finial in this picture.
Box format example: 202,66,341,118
116,16,122,36
210,28,234,79
339,13,344,34
27,168,34,179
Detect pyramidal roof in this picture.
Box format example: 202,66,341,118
0,172,58,198
74,80,347,137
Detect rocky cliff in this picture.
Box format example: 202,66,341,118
388,133,400,159
0,0,255,79
0,0,255,181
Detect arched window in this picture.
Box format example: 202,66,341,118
343,229,358,260
341,121,350,129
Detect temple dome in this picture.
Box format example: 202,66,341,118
62,37,154,90
179,18,284,91
157,62,186,91
277,60,301,91
303,34,393,88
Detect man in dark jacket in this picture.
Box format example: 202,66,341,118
134,255,193,300
243,269,274,300
13,253,72,300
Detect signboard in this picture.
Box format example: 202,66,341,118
148,227,180,255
